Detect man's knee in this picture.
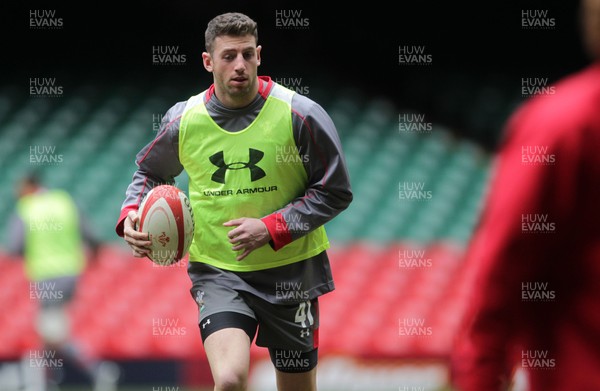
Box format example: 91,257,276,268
214,369,248,391
203,325,253,391
36,306,70,345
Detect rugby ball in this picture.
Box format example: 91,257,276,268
137,185,195,265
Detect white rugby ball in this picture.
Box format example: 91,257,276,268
137,185,195,265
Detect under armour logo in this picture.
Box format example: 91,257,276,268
301,329,310,338
202,318,211,329
209,148,266,184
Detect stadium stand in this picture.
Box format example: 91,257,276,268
0,76,496,387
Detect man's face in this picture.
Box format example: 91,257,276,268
17,180,36,198
203,34,261,108
582,0,600,59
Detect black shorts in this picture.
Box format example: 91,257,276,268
188,263,319,353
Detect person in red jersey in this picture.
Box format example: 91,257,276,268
451,0,600,390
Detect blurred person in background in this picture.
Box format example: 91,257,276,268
7,171,120,391
451,0,600,389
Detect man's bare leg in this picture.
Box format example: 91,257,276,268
275,367,317,391
204,328,252,391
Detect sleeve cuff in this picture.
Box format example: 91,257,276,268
261,213,292,251
115,204,138,237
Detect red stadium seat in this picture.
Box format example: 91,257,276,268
0,241,471,362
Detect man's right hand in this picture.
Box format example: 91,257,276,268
123,210,152,258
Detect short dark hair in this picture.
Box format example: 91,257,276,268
22,170,42,187
205,12,258,54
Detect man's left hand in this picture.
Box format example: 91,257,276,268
223,218,271,261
